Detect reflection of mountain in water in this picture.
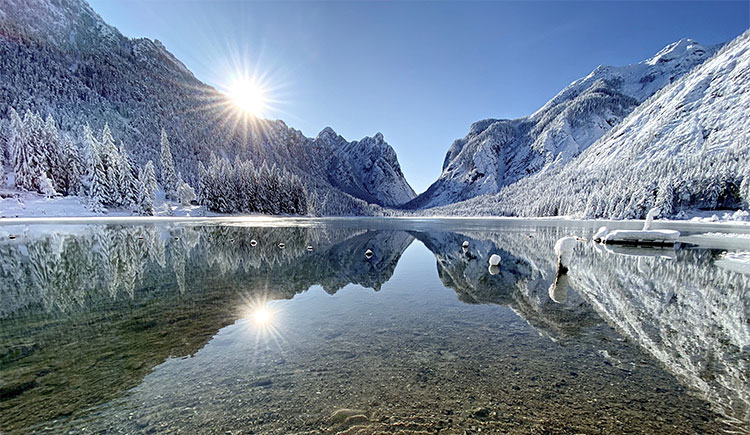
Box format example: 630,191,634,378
1,223,747,431
417,227,749,430
413,229,603,340
569,243,750,429
0,224,413,431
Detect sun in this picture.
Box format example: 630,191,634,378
252,307,272,325
229,79,267,117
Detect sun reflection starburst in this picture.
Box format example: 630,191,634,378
236,288,289,354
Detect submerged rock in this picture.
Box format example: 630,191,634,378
330,408,368,424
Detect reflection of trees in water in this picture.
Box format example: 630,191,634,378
2,226,167,317
417,227,749,430
0,226,417,319
1,223,747,430
0,225,415,432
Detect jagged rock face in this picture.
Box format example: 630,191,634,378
0,0,415,209
313,128,416,207
405,38,720,210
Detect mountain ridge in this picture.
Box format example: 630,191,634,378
403,37,722,210
423,30,750,219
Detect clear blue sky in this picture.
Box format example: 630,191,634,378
88,0,749,194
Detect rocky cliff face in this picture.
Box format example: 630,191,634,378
405,38,721,209
313,127,416,207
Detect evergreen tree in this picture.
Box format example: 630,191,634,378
136,161,158,216
135,169,154,216
5,108,23,170
42,114,63,190
60,136,83,195
160,128,177,199
89,148,108,209
118,143,137,207
14,111,44,191
741,164,750,210
197,161,208,206
655,176,675,217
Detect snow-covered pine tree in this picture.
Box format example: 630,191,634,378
160,128,178,199
99,124,123,205
118,143,137,207
42,114,63,190
196,161,208,206
136,161,158,216
14,111,45,191
291,174,308,215
278,168,294,213
135,169,153,216
267,164,281,214
655,176,675,217
90,159,108,210
255,161,270,213
143,160,158,199
5,108,23,173
60,135,83,196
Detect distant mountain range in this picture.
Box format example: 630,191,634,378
0,0,747,218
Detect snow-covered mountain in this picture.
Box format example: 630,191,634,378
427,31,750,219
0,0,415,211
404,37,721,210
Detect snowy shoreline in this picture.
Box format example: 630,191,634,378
2,213,750,233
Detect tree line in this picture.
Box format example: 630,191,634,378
1,107,308,216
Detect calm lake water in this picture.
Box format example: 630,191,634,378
0,219,748,434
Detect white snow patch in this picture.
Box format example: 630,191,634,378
715,252,750,276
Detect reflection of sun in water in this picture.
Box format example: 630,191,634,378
229,79,267,117
253,307,272,325
237,292,288,364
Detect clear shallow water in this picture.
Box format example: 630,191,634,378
0,220,747,434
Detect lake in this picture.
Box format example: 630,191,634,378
0,218,748,434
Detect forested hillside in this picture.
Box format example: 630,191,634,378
0,0,414,215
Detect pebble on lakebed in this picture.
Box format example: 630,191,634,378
330,408,369,425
